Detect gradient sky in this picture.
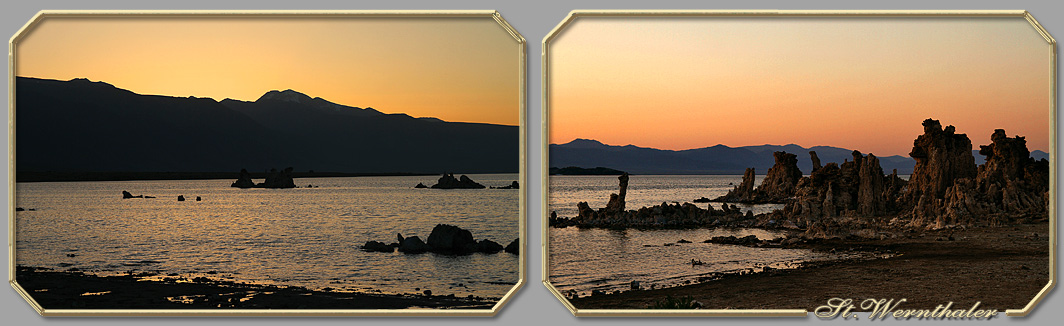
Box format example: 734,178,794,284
17,16,520,125
548,17,1052,156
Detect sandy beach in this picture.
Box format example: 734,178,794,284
566,222,1049,311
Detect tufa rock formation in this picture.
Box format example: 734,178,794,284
231,167,297,189
714,151,802,203
430,173,486,189
231,169,255,188
905,119,977,201
604,173,629,213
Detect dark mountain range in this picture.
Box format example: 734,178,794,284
550,139,1048,175
16,77,518,175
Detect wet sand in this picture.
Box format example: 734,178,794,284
566,222,1049,311
15,267,496,309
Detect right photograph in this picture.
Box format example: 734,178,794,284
544,11,1054,316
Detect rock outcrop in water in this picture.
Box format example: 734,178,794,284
430,174,486,189
231,167,297,189
374,224,508,255
549,173,748,229
713,152,801,204
122,191,144,199
231,169,255,188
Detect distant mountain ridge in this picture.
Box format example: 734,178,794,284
16,77,518,174
550,138,1048,175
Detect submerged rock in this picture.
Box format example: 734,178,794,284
122,191,144,199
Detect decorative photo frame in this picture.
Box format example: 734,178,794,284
542,10,1055,317
8,10,526,317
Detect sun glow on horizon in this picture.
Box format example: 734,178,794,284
16,16,520,126
548,17,1052,156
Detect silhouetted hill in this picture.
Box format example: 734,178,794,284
549,139,918,175
551,139,1049,175
16,77,518,176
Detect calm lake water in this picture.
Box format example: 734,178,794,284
15,174,519,299
548,175,854,296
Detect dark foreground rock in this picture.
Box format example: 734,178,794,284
15,266,495,309
414,182,428,188
382,224,508,255
361,241,395,253
430,174,485,189
426,224,477,253
504,238,519,255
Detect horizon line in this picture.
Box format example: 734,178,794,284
551,137,1051,158
15,75,520,127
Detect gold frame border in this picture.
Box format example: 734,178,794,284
540,9,1056,318
6,9,527,317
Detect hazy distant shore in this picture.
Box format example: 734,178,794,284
566,222,1048,311
15,266,497,310
15,171,452,183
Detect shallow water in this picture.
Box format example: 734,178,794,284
548,175,844,295
15,174,519,299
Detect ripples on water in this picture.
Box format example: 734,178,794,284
16,174,519,299
548,175,847,295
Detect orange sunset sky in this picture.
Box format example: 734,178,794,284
548,17,1052,156
17,16,520,126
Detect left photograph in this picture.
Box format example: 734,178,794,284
9,11,524,315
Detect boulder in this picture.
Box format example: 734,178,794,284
504,238,519,254
475,239,504,253
177,195,185,201
122,191,143,199
414,182,428,188
426,224,476,253
398,235,429,254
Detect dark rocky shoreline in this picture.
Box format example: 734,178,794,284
564,222,1048,310
15,266,498,309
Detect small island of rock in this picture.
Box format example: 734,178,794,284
231,167,297,189
430,173,485,189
